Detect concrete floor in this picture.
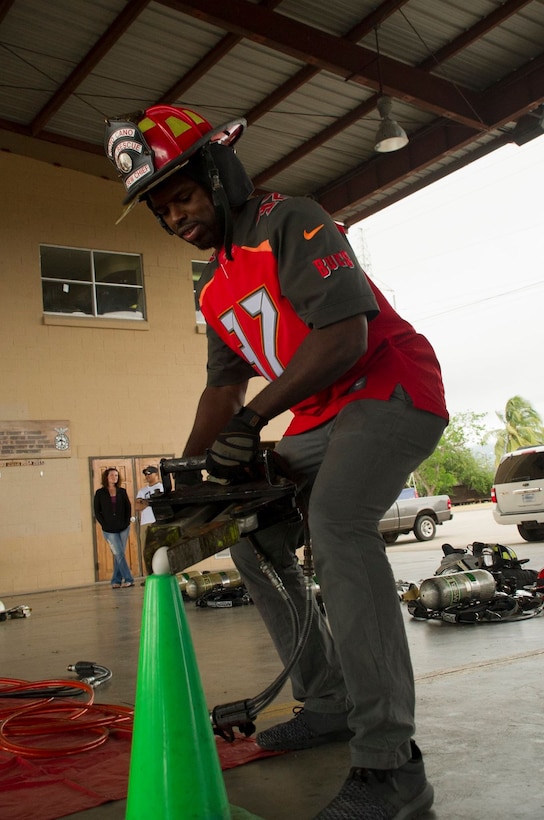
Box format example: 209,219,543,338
2,509,544,820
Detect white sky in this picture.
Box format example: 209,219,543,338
351,132,544,434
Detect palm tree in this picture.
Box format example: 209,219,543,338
494,395,544,464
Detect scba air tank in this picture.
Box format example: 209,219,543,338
185,569,242,600
176,570,204,595
419,570,496,611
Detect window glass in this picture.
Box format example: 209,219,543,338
40,245,145,319
40,246,91,282
94,252,143,285
192,260,208,324
96,284,144,316
42,280,94,315
495,451,544,483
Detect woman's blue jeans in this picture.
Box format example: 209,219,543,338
102,525,134,585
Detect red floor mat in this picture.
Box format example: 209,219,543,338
0,729,282,820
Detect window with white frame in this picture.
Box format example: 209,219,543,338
192,260,208,325
40,245,145,319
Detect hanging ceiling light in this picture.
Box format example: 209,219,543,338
373,26,409,153
374,95,409,152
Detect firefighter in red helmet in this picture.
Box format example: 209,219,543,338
105,104,448,820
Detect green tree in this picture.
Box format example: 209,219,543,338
493,395,544,465
413,411,494,497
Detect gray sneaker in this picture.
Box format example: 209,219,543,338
256,706,353,751
313,741,434,820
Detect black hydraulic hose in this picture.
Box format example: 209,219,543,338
163,451,316,739
248,577,315,715
243,537,317,716
211,539,317,738
242,543,301,715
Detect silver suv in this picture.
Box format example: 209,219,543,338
491,445,544,541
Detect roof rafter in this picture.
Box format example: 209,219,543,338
158,0,283,104
343,131,512,223
245,0,409,124
159,0,486,128
253,0,541,186
0,0,16,25
29,0,152,135
320,49,544,225
1,0,541,227
418,0,535,71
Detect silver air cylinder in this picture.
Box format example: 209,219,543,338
176,570,204,595
185,568,243,600
419,570,496,611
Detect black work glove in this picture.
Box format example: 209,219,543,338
206,406,268,481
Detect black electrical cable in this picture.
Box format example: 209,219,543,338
66,661,113,688
1,662,112,699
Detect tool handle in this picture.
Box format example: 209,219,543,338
160,455,207,473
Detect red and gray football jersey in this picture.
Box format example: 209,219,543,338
197,194,448,435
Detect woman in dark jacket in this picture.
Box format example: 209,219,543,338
94,468,135,588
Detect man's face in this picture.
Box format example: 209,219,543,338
144,472,158,485
148,174,221,250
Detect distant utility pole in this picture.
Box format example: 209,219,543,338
348,224,396,308
348,223,373,277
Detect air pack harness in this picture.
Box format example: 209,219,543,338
407,542,544,624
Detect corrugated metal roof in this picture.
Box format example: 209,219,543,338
1,0,543,224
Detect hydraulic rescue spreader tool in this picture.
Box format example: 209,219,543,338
146,450,316,742
147,450,301,574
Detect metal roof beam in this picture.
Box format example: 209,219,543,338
479,51,544,126
245,0,409,124
158,0,283,104
253,97,377,187
0,0,16,26
418,0,535,70
317,50,544,224
253,1,538,186
159,0,485,128
0,117,106,155
317,119,493,221
341,132,513,224
29,0,151,136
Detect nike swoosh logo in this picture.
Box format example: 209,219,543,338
304,224,325,240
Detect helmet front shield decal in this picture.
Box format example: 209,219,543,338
104,117,156,196
104,105,248,225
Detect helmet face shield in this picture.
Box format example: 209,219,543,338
104,106,246,208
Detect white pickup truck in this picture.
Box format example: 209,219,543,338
379,494,453,544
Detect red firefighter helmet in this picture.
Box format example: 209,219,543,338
104,105,246,210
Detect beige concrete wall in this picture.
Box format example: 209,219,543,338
0,152,289,595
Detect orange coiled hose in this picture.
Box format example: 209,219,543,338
0,677,133,758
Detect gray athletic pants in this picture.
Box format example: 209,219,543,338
230,386,446,769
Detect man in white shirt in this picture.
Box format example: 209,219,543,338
135,466,164,557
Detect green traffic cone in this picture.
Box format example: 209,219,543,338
126,573,230,819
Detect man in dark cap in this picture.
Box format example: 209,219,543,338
135,466,164,554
